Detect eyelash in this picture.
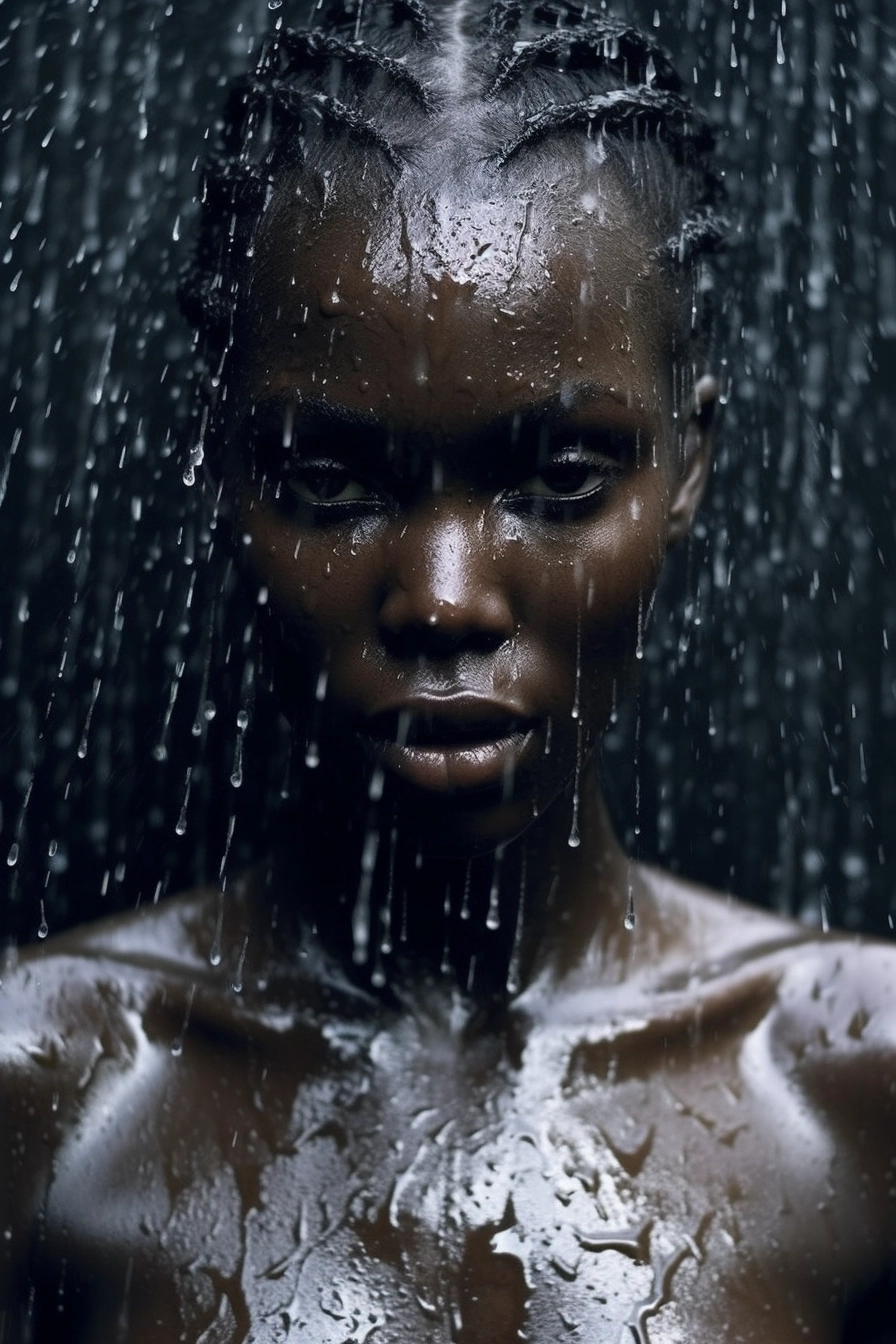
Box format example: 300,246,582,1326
256,440,623,522
503,448,622,518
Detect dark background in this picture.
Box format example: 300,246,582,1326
1,0,894,946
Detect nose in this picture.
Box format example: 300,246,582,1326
378,501,515,658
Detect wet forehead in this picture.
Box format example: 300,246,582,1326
244,176,673,429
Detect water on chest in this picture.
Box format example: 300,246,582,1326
168,1010,705,1342
43,992,816,1343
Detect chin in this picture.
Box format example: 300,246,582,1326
388,782,562,861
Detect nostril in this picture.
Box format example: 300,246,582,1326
378,515,516,654
379,613,508,661
379,583,515,645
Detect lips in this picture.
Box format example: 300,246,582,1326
361,696,538,796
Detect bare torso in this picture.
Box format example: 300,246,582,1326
1,870,894,1343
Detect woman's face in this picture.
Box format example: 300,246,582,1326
220,179,709,855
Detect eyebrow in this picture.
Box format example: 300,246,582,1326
250,393,382,433
251,381,650,433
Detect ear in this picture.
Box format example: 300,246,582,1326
667,374,717,545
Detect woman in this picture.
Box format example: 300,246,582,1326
1,1,894,1339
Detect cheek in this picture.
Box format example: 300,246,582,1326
525,483,670,634
238,501,379,648
518,481,671,711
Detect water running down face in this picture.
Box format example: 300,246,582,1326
221,172,714,859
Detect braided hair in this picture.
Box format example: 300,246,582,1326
179,0,725,381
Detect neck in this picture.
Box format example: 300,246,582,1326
267,763,639,999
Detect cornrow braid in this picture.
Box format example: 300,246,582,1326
499,87,708,165
180,0,725,372
487,22,681,97
264,30,435,111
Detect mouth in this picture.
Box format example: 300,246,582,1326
362,697,538,796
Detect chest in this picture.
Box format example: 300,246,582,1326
39,1006,857,1343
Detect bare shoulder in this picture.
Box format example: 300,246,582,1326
639,863,812,965
0,883,258,1246
769,930,896,1127
641,864,896,1142
0,887,220,1125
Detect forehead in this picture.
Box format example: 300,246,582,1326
239,171,675,432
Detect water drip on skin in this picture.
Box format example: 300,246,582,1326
567,724,583,849
624,1218,710,1344
485,846,505,931
231,935,248,994
208,891,224,968
170,982,195,1058
505,850,527,995
632,706,642,842
378,825,399,963
624,882,636,932
460,864,473,921
568,610,583,848
352,826,379,966
440,884,453,975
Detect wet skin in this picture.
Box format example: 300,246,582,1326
2,878,896,1342
2,184,896,1342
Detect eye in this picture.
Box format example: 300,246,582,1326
507,447,621,514
285,459,372,507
